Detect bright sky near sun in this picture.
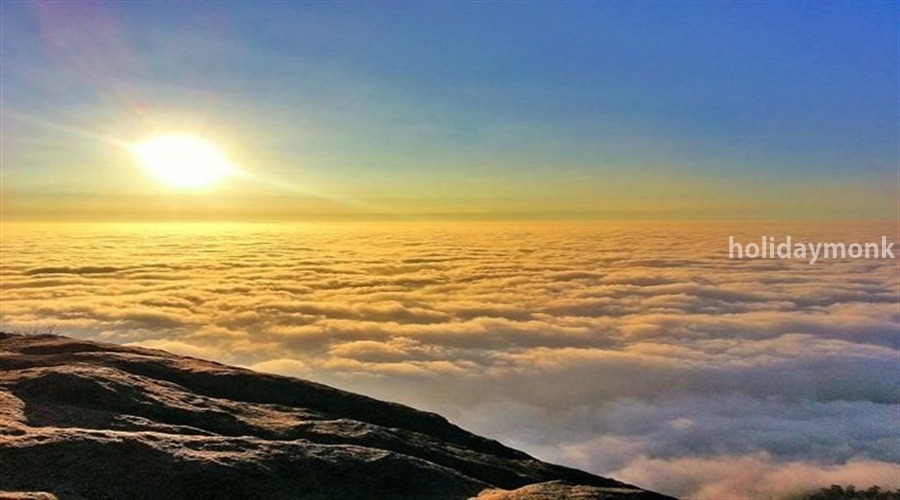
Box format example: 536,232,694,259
1,2,897,221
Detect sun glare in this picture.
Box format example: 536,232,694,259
131,135,235,189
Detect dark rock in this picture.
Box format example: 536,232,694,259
0,332,676,500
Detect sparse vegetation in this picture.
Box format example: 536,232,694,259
792,485,900,500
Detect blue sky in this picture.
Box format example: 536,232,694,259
1,1,897,220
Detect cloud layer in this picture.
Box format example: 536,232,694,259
1,221,898,498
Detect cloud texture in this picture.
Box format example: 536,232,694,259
1,221,898,498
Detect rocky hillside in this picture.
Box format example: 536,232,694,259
0,332,675,500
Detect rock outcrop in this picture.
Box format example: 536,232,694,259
0,332,675,500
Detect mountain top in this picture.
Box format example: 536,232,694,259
0,332,675,500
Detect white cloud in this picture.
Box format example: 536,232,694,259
1,222,897,498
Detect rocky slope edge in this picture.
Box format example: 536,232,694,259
0,332,675,500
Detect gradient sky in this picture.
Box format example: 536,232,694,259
1,1,898,221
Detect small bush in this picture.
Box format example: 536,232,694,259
796,484,900,500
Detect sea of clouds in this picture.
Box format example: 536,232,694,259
1,221,897,499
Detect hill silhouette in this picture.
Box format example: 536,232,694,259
0,332,675,500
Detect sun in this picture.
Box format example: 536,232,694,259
131,135,236,189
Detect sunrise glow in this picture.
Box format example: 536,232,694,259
131,135,235,189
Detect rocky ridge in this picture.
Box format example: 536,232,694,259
0,332,675,500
